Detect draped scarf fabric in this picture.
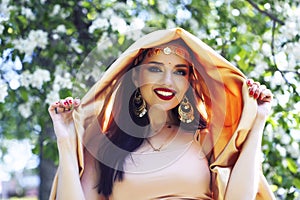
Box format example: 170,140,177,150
49,27,275,200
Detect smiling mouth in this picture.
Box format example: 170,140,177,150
154,88,176,100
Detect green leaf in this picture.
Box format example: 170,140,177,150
293,178,300,189
286,158,298,174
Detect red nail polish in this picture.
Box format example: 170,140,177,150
249,91,254,96
64,101,68,105
69,100,73,104
254,93,258,98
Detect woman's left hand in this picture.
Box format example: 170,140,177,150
246,79,273,118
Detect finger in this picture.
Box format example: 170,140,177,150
254,85,267,99
260,89,273,102
246,79,254,86
60,97,74,110
249,84,258,97
59,97,81,113
60,97,72,108
257,85,267,100
65,97,74,107
48,101,62,114
253,81,260,86
73,98,81,108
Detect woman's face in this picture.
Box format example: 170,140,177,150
132,49,190,111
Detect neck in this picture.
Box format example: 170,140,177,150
147,105,177,134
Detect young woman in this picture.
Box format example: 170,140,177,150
48,28,275,200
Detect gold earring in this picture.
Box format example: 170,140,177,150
178,96,194,123
133,89,147,118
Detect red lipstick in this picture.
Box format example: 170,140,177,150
154,88,176,101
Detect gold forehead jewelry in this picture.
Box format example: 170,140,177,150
163,47,172,54
147,45,192,62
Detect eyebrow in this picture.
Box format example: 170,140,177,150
148,61,189,68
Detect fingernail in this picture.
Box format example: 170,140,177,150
246,80,252,85
254,93,258,98
249,91,254,96
69,100,73,104
64,101,68,106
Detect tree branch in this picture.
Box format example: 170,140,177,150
270,20,290,83
246,0,285,25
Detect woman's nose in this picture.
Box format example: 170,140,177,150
161,70,174,86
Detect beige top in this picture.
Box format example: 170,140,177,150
111,131,213,200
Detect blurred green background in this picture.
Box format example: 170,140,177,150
0,0,299,199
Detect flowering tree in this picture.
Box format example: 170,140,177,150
0,0,299,199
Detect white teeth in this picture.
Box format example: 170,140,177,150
156,90,173,96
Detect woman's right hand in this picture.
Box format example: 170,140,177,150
48,97,80,140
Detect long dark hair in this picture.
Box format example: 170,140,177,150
96,46,208,198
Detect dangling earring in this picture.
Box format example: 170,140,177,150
178,96,194,123
132,89,147,118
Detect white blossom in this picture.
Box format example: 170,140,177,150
274,52,288,70
0,24,4,35
110,15,128,33
264,3,271,10
125,29,143,41
187,18,199,31
21,7,36,20
237,23,247,34
31,69,51,89
129,18,145,30
2,139,34,171
277,187,287,198
88,18,109,33
287,141,300,158
215,0,224,7
45,90,60,105
262,30,272,42
176,8,191,23
280,133,291,145
70,39,83,54
19,70,32,88
276,144,287,157
166,19,176,29
12,38,35,57
53,72,73,90
54,24,66,33
50,4,61,17
40,0,47,4
18,101,32,119
261,43,272,57
113,2,127,11
231,9,240,16
0,0,13,23
52,33,60,40
101,8,114,19
9,79,20,90
28,30,48,49
12,30,48,57
0,79,8,103
157,1,170,14
286,42,300,65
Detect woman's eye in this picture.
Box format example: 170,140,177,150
174,70,187,76
148,66,162,72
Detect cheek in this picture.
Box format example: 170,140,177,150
176,76,190,91
138,70,159,87
174,77,190,102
